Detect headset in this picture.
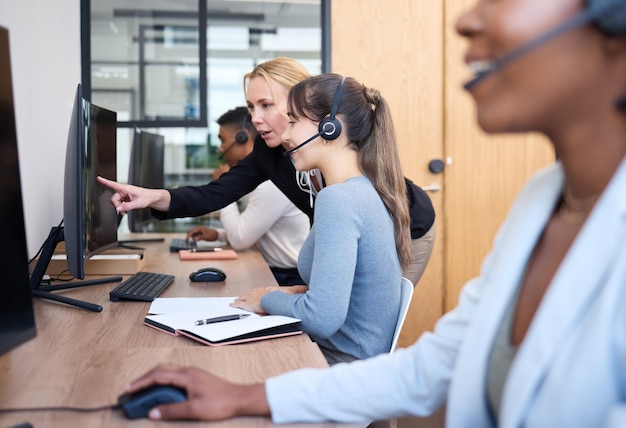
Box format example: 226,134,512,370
283,76,346,157
464,0,626,91
220,114,250,159
235,115,249,144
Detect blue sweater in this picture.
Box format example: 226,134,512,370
261,176,402,360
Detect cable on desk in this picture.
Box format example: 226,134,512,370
0,403,120,413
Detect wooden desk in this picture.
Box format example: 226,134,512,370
0,234,358,427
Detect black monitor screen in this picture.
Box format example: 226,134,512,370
63,84,118,279
127,129,165,232
0,26,37,355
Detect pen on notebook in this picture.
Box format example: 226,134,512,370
189,247,223,252
195,314,250,326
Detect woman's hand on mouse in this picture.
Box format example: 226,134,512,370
125,364,270,421
230,287,278,314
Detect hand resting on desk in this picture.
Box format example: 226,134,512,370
230,287,277,314
231,286,307,314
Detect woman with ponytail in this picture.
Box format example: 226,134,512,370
233,74,410,365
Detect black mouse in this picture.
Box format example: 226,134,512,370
189,267,227,282
118,384,187,419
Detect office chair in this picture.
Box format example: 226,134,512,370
389,277,414,353
365,279,414,428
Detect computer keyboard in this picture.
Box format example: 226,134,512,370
109,271,175,302
170,238,229,252
169,238,196,252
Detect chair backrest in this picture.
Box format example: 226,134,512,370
389,277,414,353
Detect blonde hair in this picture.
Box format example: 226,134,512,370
288,74,412,270
243,57,311,111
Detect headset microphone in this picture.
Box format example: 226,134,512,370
282,133,320,157
464,0,626,91
218,140,238,160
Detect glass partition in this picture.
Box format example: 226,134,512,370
83,0,328,232
85,0,326,127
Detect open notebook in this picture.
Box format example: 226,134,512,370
145,297,302,346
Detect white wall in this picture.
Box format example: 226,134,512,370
0,0,80,257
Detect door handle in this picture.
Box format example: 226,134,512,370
420,183,441,192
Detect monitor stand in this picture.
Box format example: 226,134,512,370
29,226,122,312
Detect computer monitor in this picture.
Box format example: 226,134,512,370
63,84,119,278
127,129,165,232
0,25,37,354
29,84,121,312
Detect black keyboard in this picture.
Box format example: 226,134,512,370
169,238,196,252
109,271,175,302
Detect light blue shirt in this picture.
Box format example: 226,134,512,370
261,175,402,360
266,158,626,427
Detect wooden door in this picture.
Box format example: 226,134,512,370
330,0,555,347
331,0,446,345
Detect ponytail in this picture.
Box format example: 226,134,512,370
357,85,412,271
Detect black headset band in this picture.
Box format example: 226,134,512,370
330,76,346,120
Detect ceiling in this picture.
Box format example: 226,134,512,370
90,0,321,30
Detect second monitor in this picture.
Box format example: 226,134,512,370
127,129,165,233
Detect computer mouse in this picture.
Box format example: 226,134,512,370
189,267,227,282
118,384,187,419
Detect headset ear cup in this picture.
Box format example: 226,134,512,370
318,76,346,141
318,118,342,140
590,0,626,35
235,130,248,144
